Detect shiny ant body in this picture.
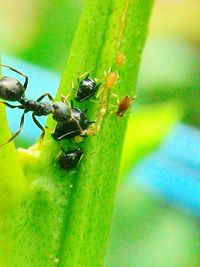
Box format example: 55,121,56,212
52,100,94,141
0,64,88,147
75,73,101,102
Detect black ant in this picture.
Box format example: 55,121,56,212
0,64,87,147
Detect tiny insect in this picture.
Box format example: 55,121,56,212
58,147,84,170
75,73,101,102
105,71,118,89
116,53,126,65
115,95,136,117
95,69,119,99
52,104,94,140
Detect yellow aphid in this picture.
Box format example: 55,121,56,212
106,71,119,89
116,53,126,65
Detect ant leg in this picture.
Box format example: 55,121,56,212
32,114,45,142
0,63,29,89
0,111,26,148
36,93,54,102
0,101,23,109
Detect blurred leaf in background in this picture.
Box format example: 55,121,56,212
150,0,200,42
0,0,83,72
18,0,83,71
105,186,200,267
0,1,37,53
136,0,200,127
120,0,200,174
120,102,182,179
137,37,200,126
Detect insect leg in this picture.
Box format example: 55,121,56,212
32,114,46,141
0,111,26,148
96,85,105,98
0,64,29,89
0,101,23,109
60,95,70,106
36,93,54,102
111,93,120,105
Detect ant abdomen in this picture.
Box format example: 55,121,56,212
0,76,25,101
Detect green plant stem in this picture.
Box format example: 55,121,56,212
0,0,154,266
55,2,154,265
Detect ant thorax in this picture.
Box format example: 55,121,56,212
23,99,53,116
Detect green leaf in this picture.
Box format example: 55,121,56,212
0,1,154,266
0,71,27,267
105,186,200,267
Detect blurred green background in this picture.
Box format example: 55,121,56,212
1,0,200,266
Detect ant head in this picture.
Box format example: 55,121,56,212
52,101,71,122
